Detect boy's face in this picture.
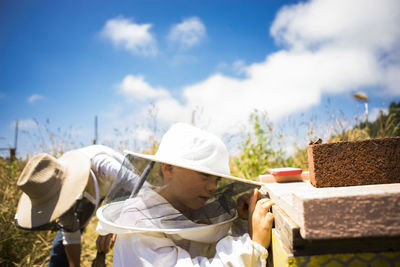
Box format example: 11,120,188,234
160,164,220,212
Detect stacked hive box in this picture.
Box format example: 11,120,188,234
271,226,400,267
307,137,400,187
260,137,400,266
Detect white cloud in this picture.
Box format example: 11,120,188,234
384,65,400,95
168,17,206,49
270,0,400,52
270,0,400,96
118,74,170,101
101,16,158,56
148,48,381,135
112,0,400,140
156,0,399,135
27,94,44,104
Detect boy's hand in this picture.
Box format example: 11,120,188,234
248,189,274,248
96,234,116,253
236,192,252,219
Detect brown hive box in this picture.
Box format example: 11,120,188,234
307,137,400,188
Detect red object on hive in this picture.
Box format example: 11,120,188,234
268,167,302,176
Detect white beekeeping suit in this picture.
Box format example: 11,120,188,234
96,123,273,267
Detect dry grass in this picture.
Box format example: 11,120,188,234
81,217,114,266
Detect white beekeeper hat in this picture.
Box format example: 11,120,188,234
97,122,261,243
127,122,262,184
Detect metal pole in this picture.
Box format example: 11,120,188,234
93,116,98,144
10,120,19,160
352,92,369,127
14,120,18,150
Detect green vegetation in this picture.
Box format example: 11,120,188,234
1,101,398,266
230,101,400,180
358,102,400,138
231,110,288,179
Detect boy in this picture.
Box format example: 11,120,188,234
97,123,274,266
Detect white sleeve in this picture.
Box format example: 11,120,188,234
82,145,125,186
91,153,140,197
79,145,125,163
113,233,268,267
91,154,121,182
90,153,124,198
61,230,81,245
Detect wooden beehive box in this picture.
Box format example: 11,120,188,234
307,137,400,188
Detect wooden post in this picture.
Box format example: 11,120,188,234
9,148,16,161
93,116,98,144
14,120,18,151
8,120,18,161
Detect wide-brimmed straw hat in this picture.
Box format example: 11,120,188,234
15,150,91,229
126,122,262,185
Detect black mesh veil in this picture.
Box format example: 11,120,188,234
97,151,261,242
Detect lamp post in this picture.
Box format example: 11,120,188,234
353,92,369,125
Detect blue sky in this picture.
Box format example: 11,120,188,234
1,0,399,157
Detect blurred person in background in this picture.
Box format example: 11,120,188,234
14,144,137,267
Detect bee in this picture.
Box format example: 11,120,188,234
309,138,323,145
